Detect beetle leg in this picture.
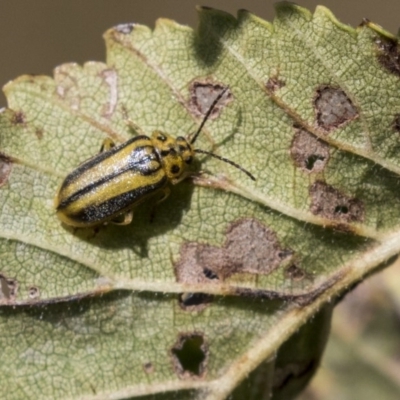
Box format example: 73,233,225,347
171,171,193,185
100,138,116,153
150,188,171,223
110,210,134,226
156,187,171,204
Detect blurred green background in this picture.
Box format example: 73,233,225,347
1,1,399,399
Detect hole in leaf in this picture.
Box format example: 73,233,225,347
171,333,207,378
0,155,12,188
28,286,40,299
178,293,213,309
290,128,329,173
334,205,349,215
175,219,294,288
309,181,365,222
305,154,325,170
203,268,219,280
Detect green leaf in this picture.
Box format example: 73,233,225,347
1,3,400,399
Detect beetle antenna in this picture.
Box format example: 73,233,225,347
194,149,256,181
190,87,229,145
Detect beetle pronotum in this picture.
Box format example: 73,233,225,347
54,87,255,227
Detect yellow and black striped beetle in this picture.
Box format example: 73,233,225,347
54,88,255,228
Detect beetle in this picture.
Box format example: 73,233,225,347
54,87,255,228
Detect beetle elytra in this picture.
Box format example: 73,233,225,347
54,87,255,227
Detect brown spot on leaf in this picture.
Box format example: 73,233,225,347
284,264,306,281
175,219,293,310
309,181,365,222
0,273,18,303
35,128,44,140
175,219,293,283
55,63,94,111
188,81,233,119
175,243,222,311
266,76,285,93
171,333,208,379
100,69,118,118
375,36,400,77
175,242,224,284
12,111,26,125
143,362,154,374
392,114,400,132
0,155,12,188
290,127,330,173
28,286,40,300
314,86,358,131
225,218,291,275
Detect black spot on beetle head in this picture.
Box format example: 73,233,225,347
157,134,167,142
170,164,180,175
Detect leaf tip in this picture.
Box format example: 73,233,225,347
154,17,192,33
195,5,237,24
314,5,355,35
274,1,313,21
237,8,273,31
